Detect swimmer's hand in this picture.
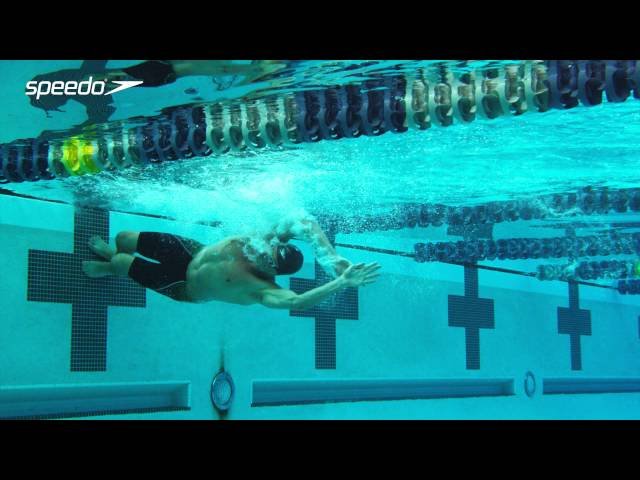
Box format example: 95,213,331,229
331,255,352,276
340,262,381,288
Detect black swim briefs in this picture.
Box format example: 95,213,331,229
127,232,204,302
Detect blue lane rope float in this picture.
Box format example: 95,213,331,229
414,233,640,264
536,260,640,282
1,60,639,184
313,187,640,235
333,242,619,291
618,279,640,295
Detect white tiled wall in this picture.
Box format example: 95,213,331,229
1,194,639,419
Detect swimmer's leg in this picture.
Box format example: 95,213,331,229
88,235,116,260
82,253,135,278
115,231,140,254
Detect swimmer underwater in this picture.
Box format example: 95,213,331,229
82,215,381,310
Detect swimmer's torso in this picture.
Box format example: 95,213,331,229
185,236,276,304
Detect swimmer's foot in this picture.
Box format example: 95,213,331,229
82,260,113,278
88,235,116,260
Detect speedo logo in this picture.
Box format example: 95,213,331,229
25,77,143,100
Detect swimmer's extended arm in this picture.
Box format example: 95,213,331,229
259,262,381,310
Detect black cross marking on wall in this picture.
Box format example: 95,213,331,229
557,281,591,371
27,207,146,372
288,229,358,369
447,224,495,370
448,265,495,370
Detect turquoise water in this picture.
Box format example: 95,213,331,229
1,60,639,419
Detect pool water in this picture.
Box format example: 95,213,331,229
0,60,639,420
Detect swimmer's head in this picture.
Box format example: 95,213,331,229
254,242,304,276
273,243,304,275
